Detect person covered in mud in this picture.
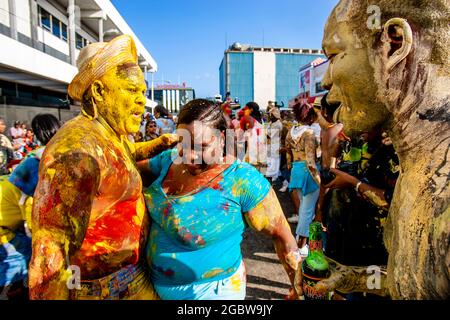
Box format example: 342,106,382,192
139,99,301,300
285,102,321,258
28,35,178,300
301,0,450,299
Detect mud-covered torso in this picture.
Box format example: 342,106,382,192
39,116,148,280
384,169,450,299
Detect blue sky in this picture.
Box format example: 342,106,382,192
111,0,339,98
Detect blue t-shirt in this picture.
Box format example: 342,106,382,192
144,149,270,286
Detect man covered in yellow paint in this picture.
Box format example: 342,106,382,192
28,35,177,300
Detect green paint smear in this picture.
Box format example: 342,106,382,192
305,252,329,271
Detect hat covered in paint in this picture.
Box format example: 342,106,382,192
68,34,138,101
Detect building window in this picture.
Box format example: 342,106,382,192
76,33,83,49
75,33,90,49
61,24,67,41
38,5,68,43
39,7,51,31
52,16,61,38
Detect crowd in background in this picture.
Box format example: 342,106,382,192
0,96,400,300
133,105,176,143
220,96,399,300
0,118,42,175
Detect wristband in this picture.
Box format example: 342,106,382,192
355,181,362,193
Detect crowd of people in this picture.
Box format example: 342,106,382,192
218,96,400,300
0,119,42,175
0,90,400,300
1,0,447,299
132,105,176,143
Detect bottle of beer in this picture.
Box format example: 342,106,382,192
302,222,332,300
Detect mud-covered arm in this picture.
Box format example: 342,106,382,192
324,168,391,211
310,257,390,297
244,188,301,297
29,152,100,300
133,133,179,161
358,183,390,211
304,132,320,186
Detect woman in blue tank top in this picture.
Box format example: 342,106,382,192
139,99,301,300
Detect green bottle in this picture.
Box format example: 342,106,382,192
302,222,332,300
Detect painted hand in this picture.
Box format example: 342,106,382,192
160,133,180,148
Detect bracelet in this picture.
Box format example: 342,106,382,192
355,181,362,193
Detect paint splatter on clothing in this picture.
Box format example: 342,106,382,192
144,149,270,298
154,260,246,300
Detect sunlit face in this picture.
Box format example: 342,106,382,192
0,121,6,133
97,64,147,136
321,6,390,137
177,122,223,175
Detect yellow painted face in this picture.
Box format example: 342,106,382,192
97,64,147,136
321,3,390,137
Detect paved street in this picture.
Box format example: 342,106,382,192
242,180,297,300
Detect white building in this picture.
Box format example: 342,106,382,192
0,0,157,126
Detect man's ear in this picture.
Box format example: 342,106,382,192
90,80,105,102
381,18,413,72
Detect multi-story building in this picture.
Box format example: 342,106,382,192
219,42,325,109
0,0,157,126
151,84,195,114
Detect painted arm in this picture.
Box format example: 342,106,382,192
244,188,302,298
28,152,100,300
133,133,179,161
304,132,321,186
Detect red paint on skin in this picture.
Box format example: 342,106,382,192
38,190,63,228
78,199,143,261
